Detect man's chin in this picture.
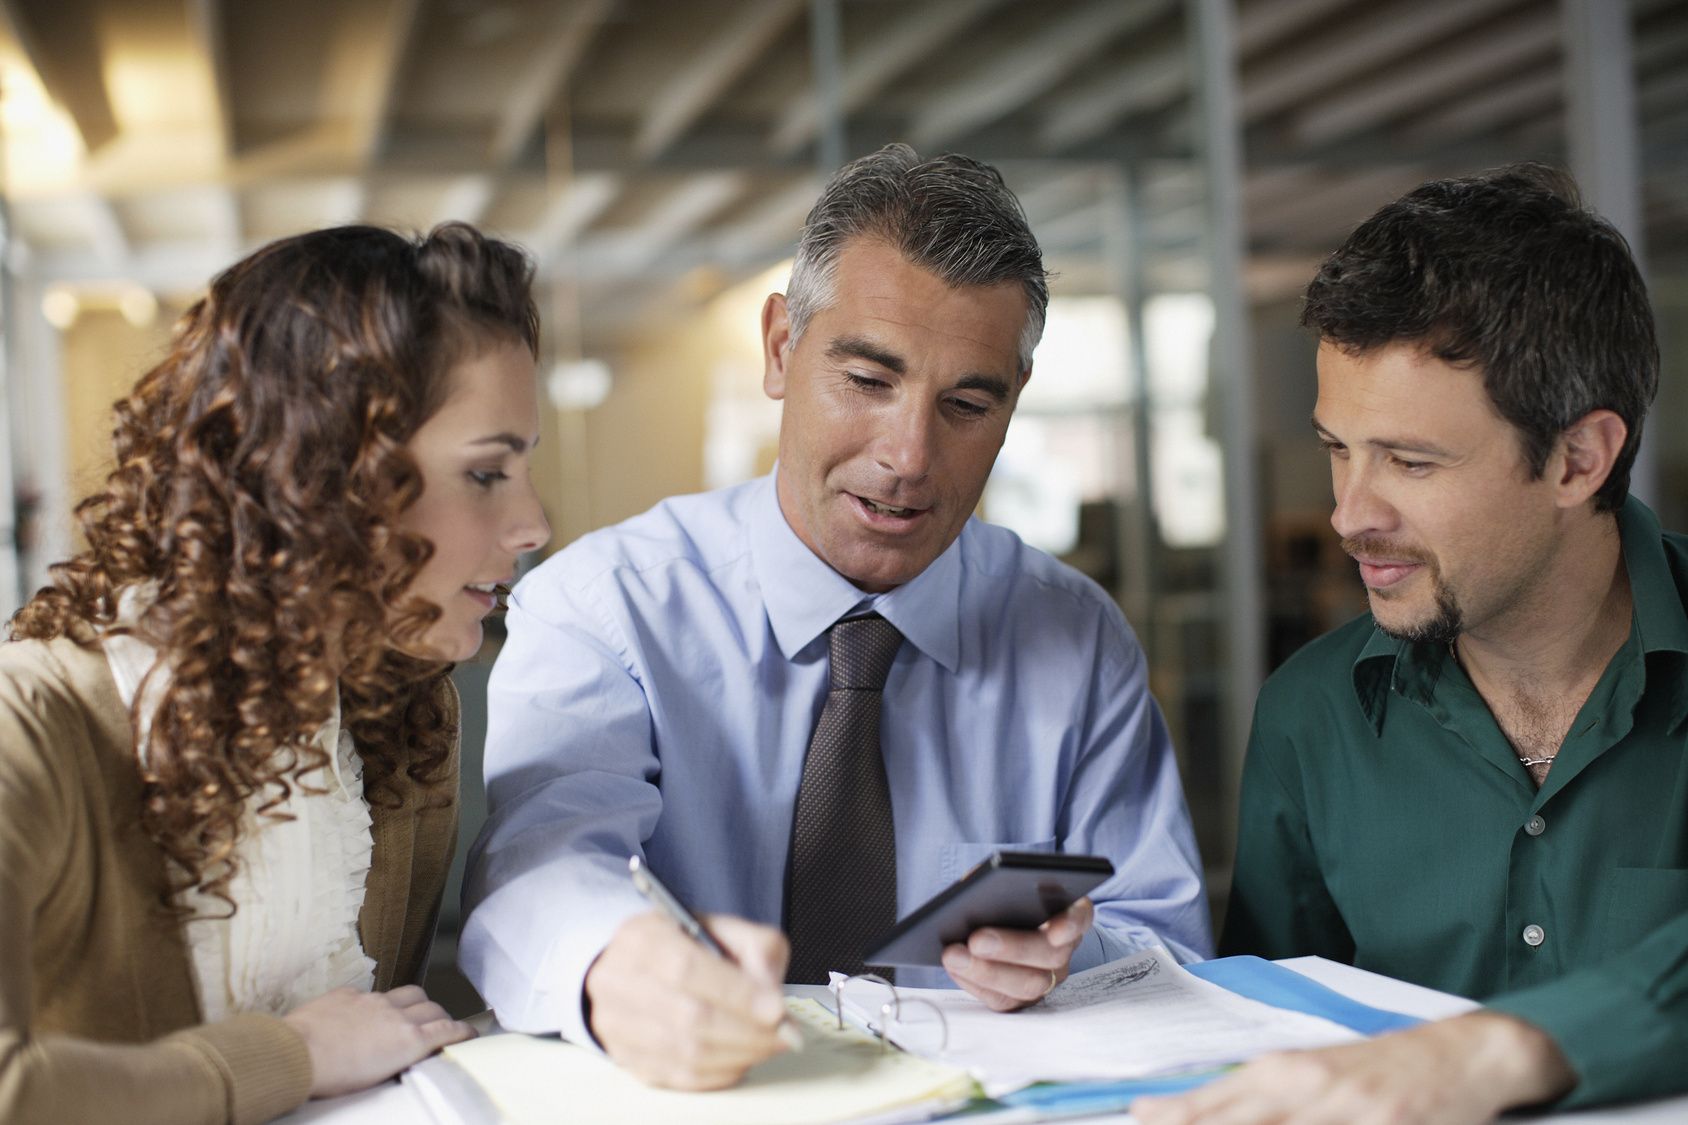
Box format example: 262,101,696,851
828,545,932,594
1371,604,1461,647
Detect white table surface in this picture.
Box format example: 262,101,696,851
274,958,1688,1124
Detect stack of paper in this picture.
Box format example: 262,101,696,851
835,947,1365,1096
410,998,977,1125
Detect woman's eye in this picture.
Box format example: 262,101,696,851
468,469,509,488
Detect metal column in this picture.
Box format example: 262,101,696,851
808,0,846,173
1188,0,1264,859
1561,0,1653,504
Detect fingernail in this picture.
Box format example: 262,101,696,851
945,949,972,972
1048,923,1071,944
974,934,1000,957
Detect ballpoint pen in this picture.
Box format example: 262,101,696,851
628,855,805,1053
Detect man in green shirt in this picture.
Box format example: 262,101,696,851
1137,165,1683,1124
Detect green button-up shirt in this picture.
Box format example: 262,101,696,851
1222,495,1688,1108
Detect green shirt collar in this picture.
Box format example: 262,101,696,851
1350,493,1688,735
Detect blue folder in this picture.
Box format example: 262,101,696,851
990,955,1420,1118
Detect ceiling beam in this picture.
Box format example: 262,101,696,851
1290,11,1559,147
634,0,805,162
1039,50,1184,152
595,172,748,273
81,194,130,265
1241,0,1526,123
1234,0,1362,60
212,188,244,257
1252,166,1427,248
355,0,425,165
1038,0,1356,152
185,0,235,158
909,0,1172,152
1015,166,1106,229
490,0,615,166
435,174,500,229
705,175,820,259
767,0,1008,156
1,0,118,151
1404,69,1559,145
531,172,623,267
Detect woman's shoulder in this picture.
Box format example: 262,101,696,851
0,635,131,774
0,634,112,718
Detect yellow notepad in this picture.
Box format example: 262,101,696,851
434,998,977,1125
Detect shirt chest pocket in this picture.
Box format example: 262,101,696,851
1598,866,1688,959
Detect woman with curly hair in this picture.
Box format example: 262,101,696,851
0,222,550,1122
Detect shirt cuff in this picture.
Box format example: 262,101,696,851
1485,976,1688,1109
463,889,646,1047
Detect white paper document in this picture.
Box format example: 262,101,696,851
407,998,976,1125
837,948,1362,1095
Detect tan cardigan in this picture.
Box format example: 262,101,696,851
0,636,460,1124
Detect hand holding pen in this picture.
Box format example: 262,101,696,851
629,857,804,1053
580,857,801,1089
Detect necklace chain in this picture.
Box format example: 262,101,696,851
1449,640,1557,768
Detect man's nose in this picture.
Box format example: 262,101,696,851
1330,460,1395,541
875,404,936,483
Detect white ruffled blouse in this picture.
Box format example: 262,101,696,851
103,615,377,1023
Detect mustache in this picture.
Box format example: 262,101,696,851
1340,536,1435,567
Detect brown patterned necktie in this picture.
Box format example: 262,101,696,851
784,613,903,984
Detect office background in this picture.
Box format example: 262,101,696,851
0,0,1682,1014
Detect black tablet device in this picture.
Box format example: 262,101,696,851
863,851,1115,968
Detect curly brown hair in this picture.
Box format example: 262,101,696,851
10,222,539,914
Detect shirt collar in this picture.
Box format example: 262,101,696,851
749,469,962,671
1619,493,1688,730
1618,493,1688,659
1349,492,1688,734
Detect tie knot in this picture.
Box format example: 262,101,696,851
828,614,903,690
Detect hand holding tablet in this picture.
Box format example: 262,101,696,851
865,851,1115,969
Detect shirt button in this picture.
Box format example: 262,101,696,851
1522,924,1546,947
1524,815,1546,836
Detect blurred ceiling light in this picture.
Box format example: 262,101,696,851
0,61,85,191
104,46,214,132
119,286,159,327
39,282,164,330
41,286,79,330
547,358,613,411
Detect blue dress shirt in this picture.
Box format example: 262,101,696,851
461,473,1210,1041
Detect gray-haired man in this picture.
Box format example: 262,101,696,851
461,145,1210,1088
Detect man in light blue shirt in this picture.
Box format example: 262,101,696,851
462,144,1209,1089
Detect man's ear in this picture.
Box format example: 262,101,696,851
1553,408,1628,508
762,293,792,401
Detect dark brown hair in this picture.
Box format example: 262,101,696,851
1302,163,1657,512
11,222,538,913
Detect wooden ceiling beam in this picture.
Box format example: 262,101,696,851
1,0,118,151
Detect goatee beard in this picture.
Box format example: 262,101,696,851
1374,577,1463,647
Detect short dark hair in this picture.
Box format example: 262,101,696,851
787,143,1050,370
1301,164,1658,511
